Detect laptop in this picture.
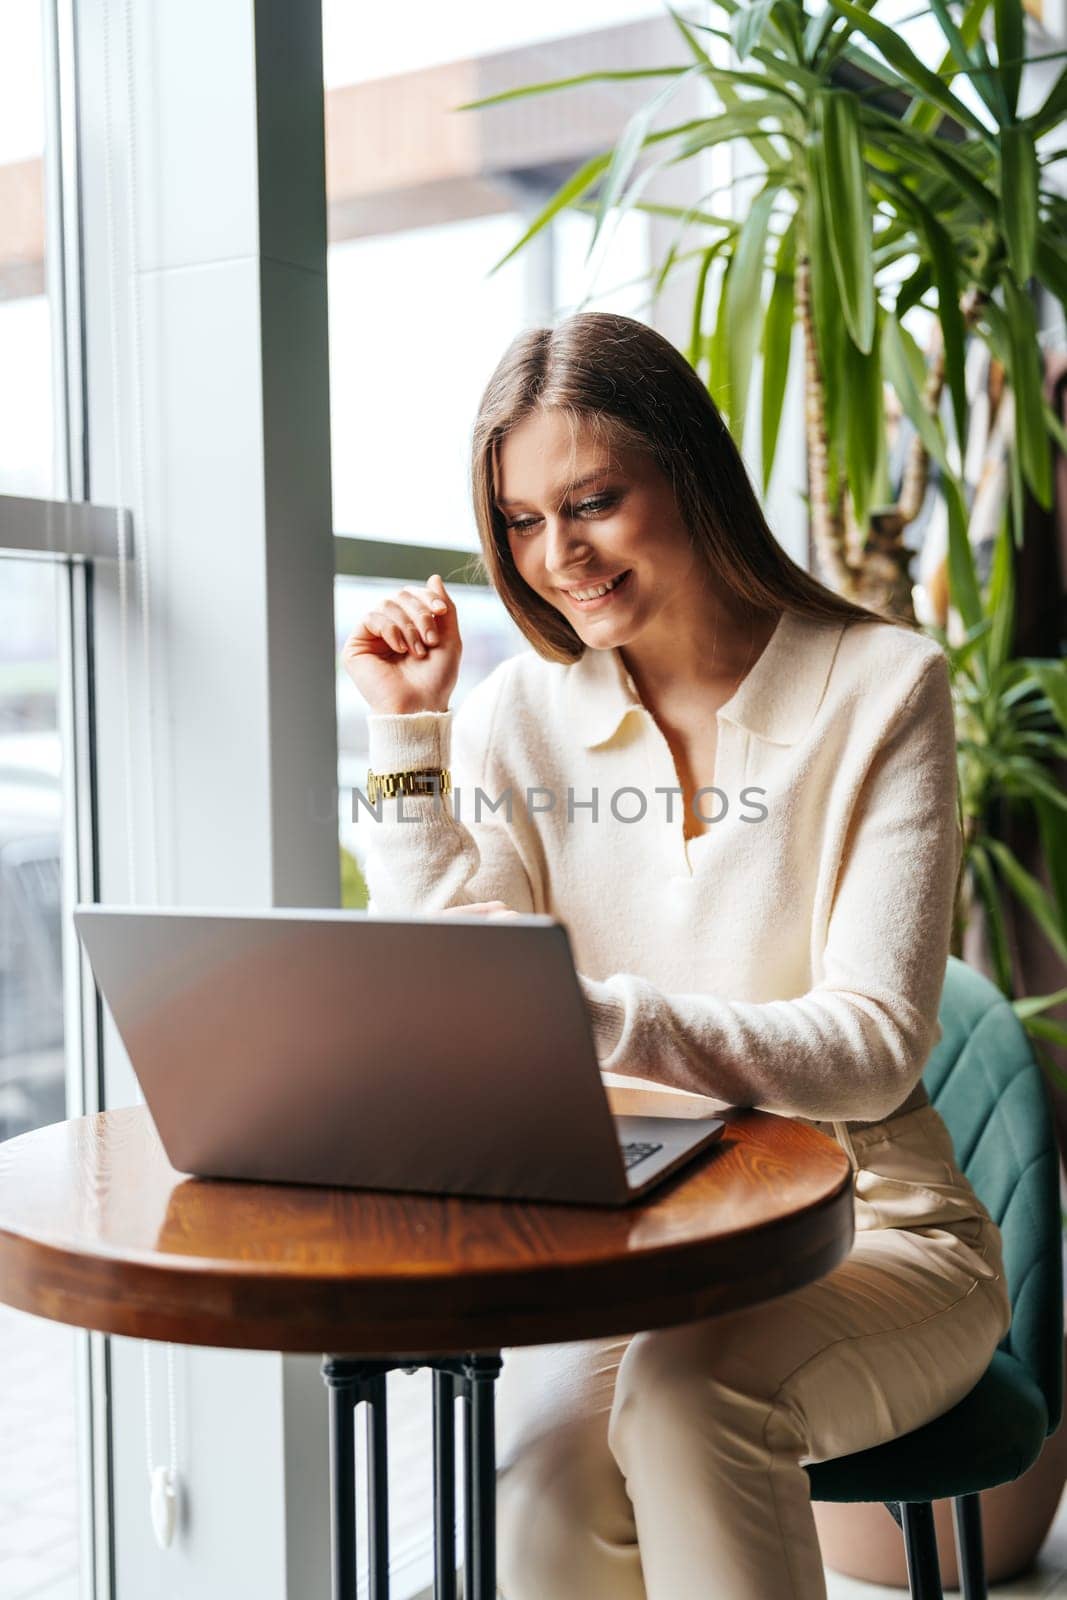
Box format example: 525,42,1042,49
72,905,727,1206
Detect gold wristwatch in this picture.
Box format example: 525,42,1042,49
366,766,452,803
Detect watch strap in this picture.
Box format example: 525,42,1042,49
366,766,452,803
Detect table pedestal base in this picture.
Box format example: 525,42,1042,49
322,1353,503,1600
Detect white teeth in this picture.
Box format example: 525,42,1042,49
570,572,627,601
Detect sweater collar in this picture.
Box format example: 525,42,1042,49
564,608,846,749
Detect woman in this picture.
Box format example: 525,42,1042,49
342,311,1011,1599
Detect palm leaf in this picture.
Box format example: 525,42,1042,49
454,66,693,112
876,172,968,448
986,515,1016,675
904,0,995,132
812,90,876,353
1025,1017,1067,1047
688,242,723,374
727,187,777,447
969,842,1016,992
734,0,778,60
1028,63,1067,137
1036,790,1067,933
708,252,735,420
484,151,612,275
986,836,1067,963
842,310,885,530
1024,661,1067,734
927,0,1002,120
588,68,700,261
1000,124,1040,285
761,214,797,492
882,314,982,629
1001,273,1054,507
827,0,994,140
994,0,1025,117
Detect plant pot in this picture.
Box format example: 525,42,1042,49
812,1339,1067,1588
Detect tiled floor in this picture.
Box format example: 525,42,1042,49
0,1304,82,1600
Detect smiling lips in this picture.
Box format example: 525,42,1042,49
563,570,633,607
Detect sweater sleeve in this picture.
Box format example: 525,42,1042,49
577,651,963,1124
360,662,542,916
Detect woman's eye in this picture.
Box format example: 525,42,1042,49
505,494,616,537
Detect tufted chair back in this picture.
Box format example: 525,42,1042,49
925,955,1064,1436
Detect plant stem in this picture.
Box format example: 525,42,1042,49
796,254,854,594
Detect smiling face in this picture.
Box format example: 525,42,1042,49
496,408,708,653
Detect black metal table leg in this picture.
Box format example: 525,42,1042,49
433,1370,458,1600
463,1355,503,1600
462,1378,474,1599
323,1359,394,1600
321,1353,502,1600
323,1360,360,1600
365,1372,390,1600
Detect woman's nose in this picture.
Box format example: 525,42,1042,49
543,517,593,576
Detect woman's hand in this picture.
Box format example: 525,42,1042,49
439,901,522,920
341,573,461,715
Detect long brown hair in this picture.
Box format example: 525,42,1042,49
467,310,911,663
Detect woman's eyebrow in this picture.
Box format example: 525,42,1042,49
497,470,614,510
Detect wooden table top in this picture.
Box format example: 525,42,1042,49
0,1105,853,1356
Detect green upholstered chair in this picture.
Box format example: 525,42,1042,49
806,955,1064,1600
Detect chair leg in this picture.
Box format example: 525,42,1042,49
900,1501,944,1600
951,1493,987,1600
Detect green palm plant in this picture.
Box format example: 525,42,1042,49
931,511,1067,1081
459,0,1067,620
340,842,369,910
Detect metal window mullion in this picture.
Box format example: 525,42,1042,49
53,0,90,503
57,562,104,1118
56,557,114,1600
333,535,486,586
0,494,133,561
42,0,70,497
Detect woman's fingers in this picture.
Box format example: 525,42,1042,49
340,574,462,714
427,574,452,616
359,607,413,657
371,581,453,658
374,599,425,657
344,577,451,656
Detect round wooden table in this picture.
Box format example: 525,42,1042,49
0,1104,853,1600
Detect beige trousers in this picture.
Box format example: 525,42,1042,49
495,1105,1013,1600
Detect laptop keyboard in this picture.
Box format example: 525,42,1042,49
621,1139,664,1172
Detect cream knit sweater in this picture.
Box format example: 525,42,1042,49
360,607,962,1128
